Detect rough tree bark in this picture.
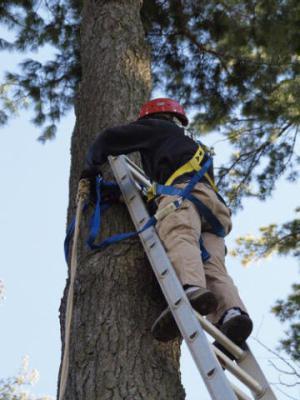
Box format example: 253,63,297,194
59,1,185,399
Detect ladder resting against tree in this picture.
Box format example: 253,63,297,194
61,154,278,400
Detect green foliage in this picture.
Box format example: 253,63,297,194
0,0,299,200
217,122,299,209
141,0,300,207
0,0,81,141
232,208,300,361
231,208,300,265
272,284,300,362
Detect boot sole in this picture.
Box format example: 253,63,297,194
152,291,218,342
213,315,253,361
220,314,253,344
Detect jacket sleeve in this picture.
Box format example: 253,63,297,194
85,119,166,169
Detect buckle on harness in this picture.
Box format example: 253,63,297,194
147,182,157,202
189,146,205,171
154,199,183,220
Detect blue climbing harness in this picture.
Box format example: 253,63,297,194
64,153,227,265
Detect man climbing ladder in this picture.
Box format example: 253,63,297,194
81,97,253,349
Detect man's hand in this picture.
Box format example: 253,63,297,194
80,167,102,202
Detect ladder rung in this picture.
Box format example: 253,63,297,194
213,346,265,396
125,157,152,188
195,311,245,360
124,156,147,177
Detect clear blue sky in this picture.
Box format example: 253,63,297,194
0,35,299,400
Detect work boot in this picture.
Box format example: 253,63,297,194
151,286,218,342
214,308,253,360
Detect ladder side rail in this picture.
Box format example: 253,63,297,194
108,155,238,400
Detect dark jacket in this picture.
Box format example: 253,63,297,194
86,118,214,185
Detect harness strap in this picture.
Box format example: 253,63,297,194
154,186,225,238
152,157,211,200
65,179,183,257
200,237,210,263
147,145,218,202
86,177,126,249
187,194,225,237
86,177,178,251
165,146,205,186
88,215,157,250
203,171,218,192
181,158,212,198
153,158,226,238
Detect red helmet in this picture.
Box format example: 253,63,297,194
139,98,188,126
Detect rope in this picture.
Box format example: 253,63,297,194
58,179,90,400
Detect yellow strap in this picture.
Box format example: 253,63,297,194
147,145,218,201
204,172,218,192
165,146,205,186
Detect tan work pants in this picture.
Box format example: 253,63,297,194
156,182,247,324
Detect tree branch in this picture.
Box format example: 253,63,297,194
254,338,300,379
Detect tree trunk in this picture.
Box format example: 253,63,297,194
59,1,185,399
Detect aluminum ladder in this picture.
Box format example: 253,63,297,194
108,155,277,400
